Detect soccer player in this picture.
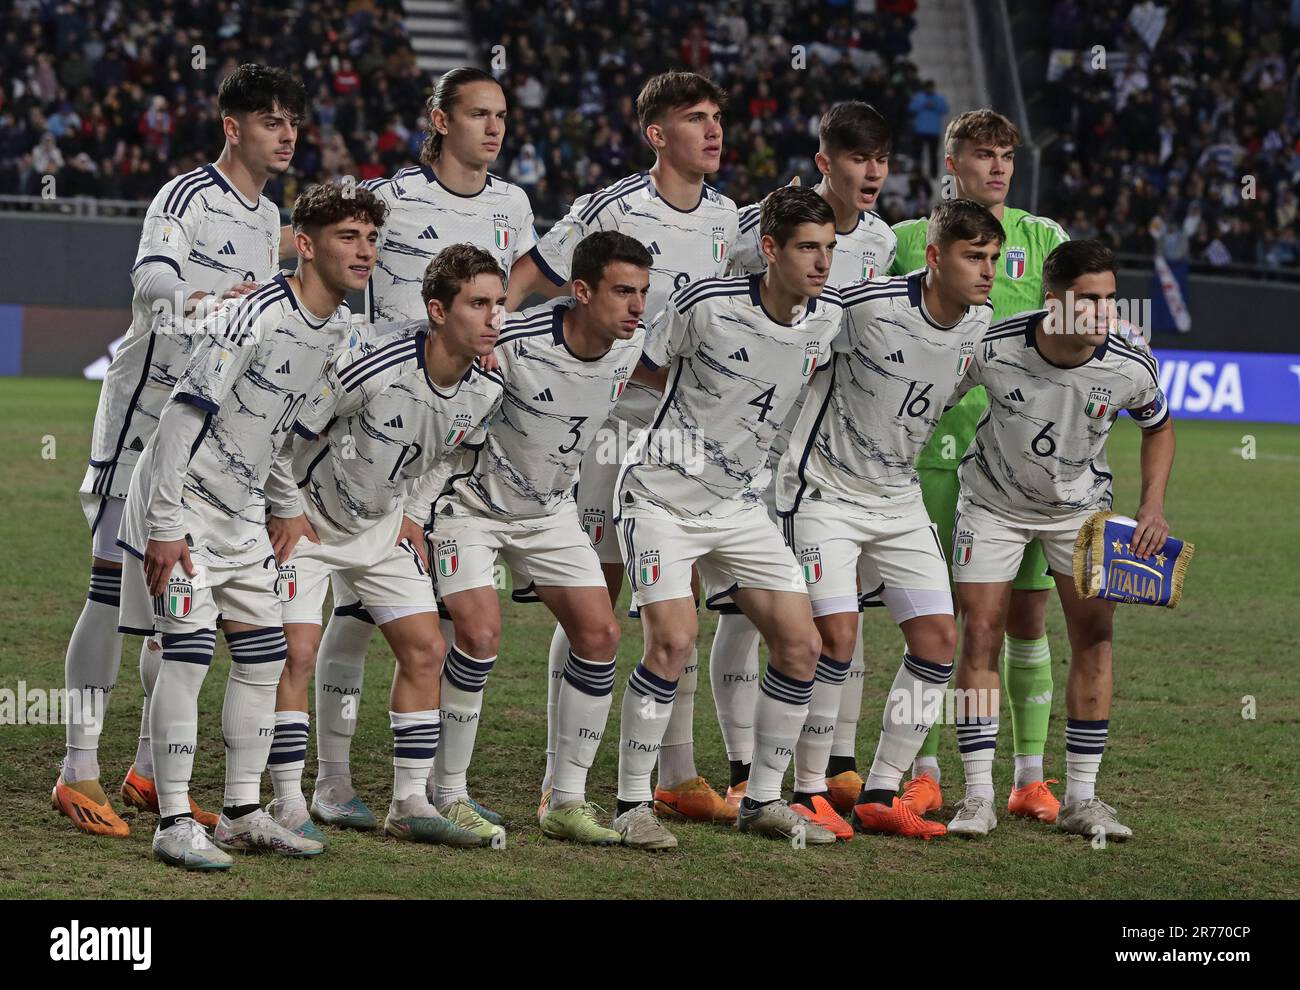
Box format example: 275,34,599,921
55,64,306,838
427,231,652,845
114,181,383,870
507,71,740,825
778,199,1002,839
889,109,1070,822
612,186,843,849
945,240,1174,840
713,101,897,814
267,244,507,848
301,67,538,826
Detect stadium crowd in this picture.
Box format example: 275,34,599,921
1040,0,1300,271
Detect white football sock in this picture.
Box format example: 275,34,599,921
794,654,851,794
656,646,697,787
864,653,953,794
957,714,998,801
135,637,161,777
221,628,288,808
62,567,125,781
617,662,676,804
1064,718,1108,805
912,756,941,784
150,630,217,818
709,612,760,763
831,624,867,759
1014,753,1044,790
269,710,309,804
553,650,617,807
314,611,371,783
392,709,440,802
543,624,568,793
747,665,815,803
433,645,495,809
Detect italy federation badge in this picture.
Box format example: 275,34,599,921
1072,511,1195,607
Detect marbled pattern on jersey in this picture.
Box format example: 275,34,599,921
777,272,992,515
959,310,1168,523
619,274,844,521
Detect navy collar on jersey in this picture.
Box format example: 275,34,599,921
418,163,489,198
205,162,261,213
274,272,333,328
644,170,707,214
907,270,968,331
550,300,617,362
1025,310,1109,367
413,328,472,395
748,272,817,325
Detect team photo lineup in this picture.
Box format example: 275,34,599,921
6,1,1295,921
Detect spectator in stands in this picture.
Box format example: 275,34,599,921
908,79,947,177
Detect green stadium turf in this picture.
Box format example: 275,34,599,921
1,378,1295,898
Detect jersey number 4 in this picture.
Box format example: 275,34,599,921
748,386,777,423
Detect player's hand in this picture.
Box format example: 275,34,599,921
787,174,801,187
1130,502,1168,560
144,538,196,596
268,513,319,564
398,515,429,571
479,350,501,373
220,281,260,300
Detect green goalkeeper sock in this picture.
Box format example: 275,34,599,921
1002,635,1053,777
914,708,942,761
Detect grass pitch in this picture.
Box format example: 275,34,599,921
0,378,1296,899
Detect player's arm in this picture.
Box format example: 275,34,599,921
133,203,256,320
1132,417,1175,559
506,250,568,309
633,299,693,391
506,196,595,308
266,438,319,564
140,397,204,593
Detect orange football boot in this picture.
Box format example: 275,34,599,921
791,794,853,841
853,797,947,839
52,776,129,837
825,770,864,814
653,776,737,823
724,780,747,808
120,765,219,828
1007,779,1060,823
537,787,552,824
900,773,943,815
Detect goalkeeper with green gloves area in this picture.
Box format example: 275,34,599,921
887,109,1069,823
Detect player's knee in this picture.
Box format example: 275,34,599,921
284,642,318,681
397,639,439,683
959,615,1002,667
455,625,500,660
571,620,620,661
772,628,821,678
647,630,696,670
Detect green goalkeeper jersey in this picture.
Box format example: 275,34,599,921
890,207,1069,471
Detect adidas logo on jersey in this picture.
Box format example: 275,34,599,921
647,241,662,255
128,436,145,452
275,360,291,375
1005,388,1026,402
384,415,404,429
218,240,237,255
728,348,750,362
533,388,554,402
886,350,905,363
418,225,438,240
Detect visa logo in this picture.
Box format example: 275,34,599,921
1157,359,1243,413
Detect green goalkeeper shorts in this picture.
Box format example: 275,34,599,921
919,466,1055,593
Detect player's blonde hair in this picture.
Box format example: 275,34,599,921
944,109,1021,159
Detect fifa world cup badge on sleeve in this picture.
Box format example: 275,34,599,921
1072,511,1195,607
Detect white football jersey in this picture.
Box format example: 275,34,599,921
86,163,281,500
618,274,844,521
730,202,899,470
362,165,537,323
444,298,646,519
958,310,1170,523
119,276,351,566
531,171,739,431
291,319,505,534
777,272,992,515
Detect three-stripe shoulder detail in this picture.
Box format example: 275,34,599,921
336,336,420,391
163,167,216,218
578,174,650,224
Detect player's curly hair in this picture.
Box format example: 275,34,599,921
926,198,1006,250
420,67,503,166
759,185,835,246
290,181,386,236
819,101,892,156
421,243,505,311
570,231,653,290
943,109,1021,159
218,64,307,123
635,71,727,136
